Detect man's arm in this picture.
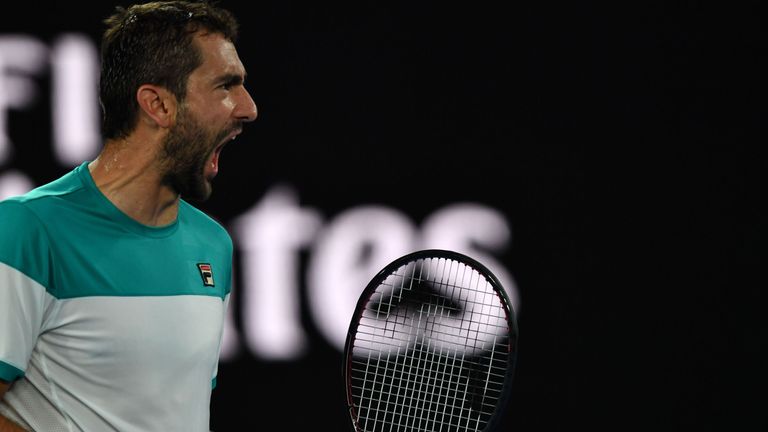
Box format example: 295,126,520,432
0,381,26,431
0,201,50,432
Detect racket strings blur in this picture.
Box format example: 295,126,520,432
348,257,513,432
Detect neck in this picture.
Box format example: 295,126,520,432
89,136,179,227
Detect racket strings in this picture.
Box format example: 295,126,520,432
354,320,510,346
349,257,512,432
351,340,507,431
351,343,510,377
349,357,510,384
359,268,510,348
349,360,506,410
363,292,510,327
372,275,509,315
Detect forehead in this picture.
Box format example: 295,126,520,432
189,32,245,80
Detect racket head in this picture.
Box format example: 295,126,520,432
344,249,518,432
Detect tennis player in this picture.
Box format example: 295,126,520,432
0,1,257,430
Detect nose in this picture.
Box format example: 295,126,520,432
236,87,258,122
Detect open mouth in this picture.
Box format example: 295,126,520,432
206,128,242,179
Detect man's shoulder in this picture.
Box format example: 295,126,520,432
0,167,85,216
0,199,41,234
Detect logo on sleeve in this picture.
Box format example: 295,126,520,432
197,263,215,287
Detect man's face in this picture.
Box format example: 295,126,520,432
160,32,257,202
160,102,230,202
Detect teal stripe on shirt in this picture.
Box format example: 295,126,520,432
0,163,232,300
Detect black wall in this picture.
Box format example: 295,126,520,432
1,2,763,431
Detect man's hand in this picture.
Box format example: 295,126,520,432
0,380,27,432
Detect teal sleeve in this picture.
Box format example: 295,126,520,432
0,360,25,382
0,200,53,292
0,200,52,381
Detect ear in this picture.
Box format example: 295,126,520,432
136,84,177,129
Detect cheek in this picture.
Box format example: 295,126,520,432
201,99,235,125
223,97,236,112
187,93,232,120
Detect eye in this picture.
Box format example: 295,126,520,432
216,75,245,92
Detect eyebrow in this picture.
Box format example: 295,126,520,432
214,72,246,87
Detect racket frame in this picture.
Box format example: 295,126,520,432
343,249,518,432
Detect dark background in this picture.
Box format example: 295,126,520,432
1,1,764,431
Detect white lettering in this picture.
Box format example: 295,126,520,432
51,34,100,166
307,206,416,351
219,261,240,360
0,170,34,200
351,255,508,358
0,36,49,163
232,185,322,360
420,203,520,313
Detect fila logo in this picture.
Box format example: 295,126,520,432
197,263,215,287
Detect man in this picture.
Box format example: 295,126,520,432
0,1,257,430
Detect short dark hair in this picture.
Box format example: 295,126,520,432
99,1,239,140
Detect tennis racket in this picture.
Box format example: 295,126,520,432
343,249,518,432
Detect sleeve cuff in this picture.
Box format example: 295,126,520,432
0,360,25,382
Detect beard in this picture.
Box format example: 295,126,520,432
159,105,236,202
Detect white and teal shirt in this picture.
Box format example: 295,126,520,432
0,162,232,432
